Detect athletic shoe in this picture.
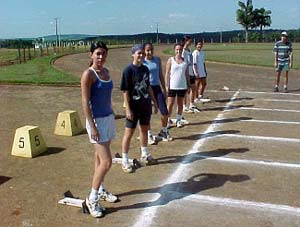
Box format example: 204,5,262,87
98,190,118,203
140,154,157,165
85,197,103,218
200,98,211,103
158,130,173,141
283,87,288,93
273,87,279,92
190,106,200,113
194,98,201,103
148,134,156,145
183,106,189,112
122,161,133,173
176,120,183,128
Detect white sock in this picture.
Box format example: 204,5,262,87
98,184,105,193
148,130,152,136
162,127,168,133
275,85,278,88
122,152,129,164
176,114,182,121
141,146,149,157
89,188,98,202
284,85,287,88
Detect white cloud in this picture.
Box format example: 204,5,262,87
168,13,189,19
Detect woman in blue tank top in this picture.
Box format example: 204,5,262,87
81,42,118,218
143,43,172,142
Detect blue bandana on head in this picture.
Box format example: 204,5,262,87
131,44,144,54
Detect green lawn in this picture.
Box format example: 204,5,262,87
0,55,80,84
163,43,300,70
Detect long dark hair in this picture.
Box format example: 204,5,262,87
89,41,108,66
182,35,192,45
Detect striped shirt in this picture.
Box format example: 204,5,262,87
273,41,292,64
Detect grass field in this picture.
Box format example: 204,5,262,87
0,48,18,62
163,43,300,70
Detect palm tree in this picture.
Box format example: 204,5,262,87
236,0,254,43
251,8,272,42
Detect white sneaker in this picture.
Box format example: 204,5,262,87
176,120,183,128
200,98,211,103
194,98,201,103
184,107,194,113
122,161,133,173
140,154,157,165
85,197,103,218
158,130,173,141
148,134,156,145
191,107,200,113
183,106,189,113
98,190,118,203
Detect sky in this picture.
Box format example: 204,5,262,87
0,0,300,39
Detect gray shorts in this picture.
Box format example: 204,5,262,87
86,114,115,144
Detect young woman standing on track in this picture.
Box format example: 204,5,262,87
165,43,191,128
81,41,118,218
181,36,198,113
192,40,210,102
143,43,173,142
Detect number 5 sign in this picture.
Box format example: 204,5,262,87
11,126,47,158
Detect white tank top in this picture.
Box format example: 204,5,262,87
169,57,187,89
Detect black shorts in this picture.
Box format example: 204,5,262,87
168,89,187,98
189,76,195,85
126,99,152,128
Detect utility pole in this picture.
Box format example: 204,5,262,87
54,18,59,47
156,23,159,45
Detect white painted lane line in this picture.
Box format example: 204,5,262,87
132,91,241,227
240,90,300,96
242,119,300,125
206,89,300,96
225,107,300,113
220,134,300,143
177,193,300,216
197,154,300,169
260,99,300,103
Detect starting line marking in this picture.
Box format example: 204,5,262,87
196,154,300,169
219,134,300,143
226,107,300,113
259,99,300,103
179,193,300,217
242,119,300,125
206,89,300,97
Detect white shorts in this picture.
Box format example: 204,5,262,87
86,114,116,144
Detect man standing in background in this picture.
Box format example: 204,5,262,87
273,31,293,92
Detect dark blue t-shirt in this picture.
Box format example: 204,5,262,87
120,64,151,113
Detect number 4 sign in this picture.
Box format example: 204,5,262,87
11,126,47,158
